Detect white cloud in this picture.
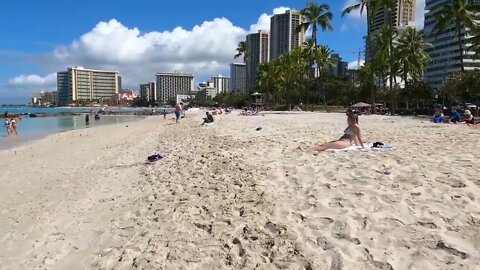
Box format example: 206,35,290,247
6,7,298,95
348,60,365,70
8,73,57,86
342,0,367,20
415,0,426,29
249,6,290,33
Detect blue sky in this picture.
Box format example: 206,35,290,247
0,0,425,104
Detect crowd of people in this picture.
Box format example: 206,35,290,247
432,107,477,125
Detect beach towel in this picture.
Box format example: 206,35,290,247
326,143,395,152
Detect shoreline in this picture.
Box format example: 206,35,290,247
1,112,479,269
0,114,149,151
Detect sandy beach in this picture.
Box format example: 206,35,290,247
1,111,479,269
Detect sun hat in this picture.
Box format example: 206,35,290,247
464,110,471,115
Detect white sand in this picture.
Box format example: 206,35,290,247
1,112,479,269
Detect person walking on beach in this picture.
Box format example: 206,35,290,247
4,118,11,136
85,114,90,125
10,118,18,135
175,102,183,124
163,109,166,119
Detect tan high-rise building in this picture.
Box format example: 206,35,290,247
246,30,270,92
57,66,119,106
270,10,305,60
156,72,194,103
368,0,416,34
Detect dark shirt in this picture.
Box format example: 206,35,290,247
207,114,214,122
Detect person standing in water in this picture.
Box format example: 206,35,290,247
85,114,90,125
175,102,183,124
4,118,10,136
10,117,18,135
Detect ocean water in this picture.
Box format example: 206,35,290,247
0,115,145,150
1,106,159,115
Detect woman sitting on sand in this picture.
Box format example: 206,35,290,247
305,111,364,152
432,108,444,123
463,110,474,125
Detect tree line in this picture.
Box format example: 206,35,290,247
230,0,480,113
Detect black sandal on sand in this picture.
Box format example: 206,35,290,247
147,154,163,163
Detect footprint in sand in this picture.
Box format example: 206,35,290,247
435,176,467,188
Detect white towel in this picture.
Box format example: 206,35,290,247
326,143,395,152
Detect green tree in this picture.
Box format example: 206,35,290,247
234,41,248,63
396,27,431,82
315,45,335,110
298,2,333,48
433,0,480,72
342,0,378,112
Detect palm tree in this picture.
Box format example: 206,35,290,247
298,2,333,47
433,0,480,72
396,27,431,109
342,0,378,112
301,39,317,110
234,41,248,63
257,61,280,105
396,27,431,83
315,45,335,110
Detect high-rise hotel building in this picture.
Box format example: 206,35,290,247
57,66,120,105
140,82,156,103
368,0,416,34
270,10,305,60
424,0,480,90
211,75,230,94
246,30,270,92
366,0,416,59
229,63,247,93
156,72,194,103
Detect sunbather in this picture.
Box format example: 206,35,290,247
305,111,364,153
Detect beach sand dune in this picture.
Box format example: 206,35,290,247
1,112,479,269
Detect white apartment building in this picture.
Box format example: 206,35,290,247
424,0,480,90
57,66,119,105
156,72,195,103
229,63,247,93
211,75,230,94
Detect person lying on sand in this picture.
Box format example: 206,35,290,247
302,111,364,153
